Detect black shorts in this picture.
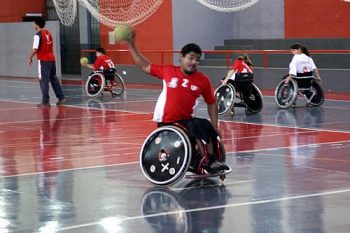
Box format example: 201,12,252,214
158,117,219,144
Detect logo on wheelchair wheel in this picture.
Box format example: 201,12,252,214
158,149,169,162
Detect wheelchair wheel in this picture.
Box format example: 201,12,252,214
111,73,125,96
274,79,297,109
244,83,263,114
309,81,324,106
140,126,192,186
85,72,105,97
214,84,235,115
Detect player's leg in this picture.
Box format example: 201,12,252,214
38,61,51,106
48,61,65,105
180,118,229,173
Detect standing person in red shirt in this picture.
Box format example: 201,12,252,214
127,33,229,173
28,17,66,107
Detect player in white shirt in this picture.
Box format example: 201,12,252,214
284,44,322,84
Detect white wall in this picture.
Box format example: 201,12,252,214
172,0,285,51
0,21,61,78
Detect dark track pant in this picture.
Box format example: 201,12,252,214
39,61,65,104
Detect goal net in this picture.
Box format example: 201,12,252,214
52,0,163,27
195,0,260,12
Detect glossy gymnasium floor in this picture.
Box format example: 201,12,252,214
1,76,350,233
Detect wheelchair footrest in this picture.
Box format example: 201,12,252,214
185,166,232,179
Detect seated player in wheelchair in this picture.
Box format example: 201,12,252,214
275,44,324,108
81,47,126,97
217,54,262,115
284,44,322,85
127,33,229,174
81,47,116,82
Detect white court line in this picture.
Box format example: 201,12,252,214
222,130,323,141
262,94,350,103
55,188,350,232
171,179,256,191
230,139,350,154
0,112,150,125
2,139,350,178
0,161,139,178
222,119,350,134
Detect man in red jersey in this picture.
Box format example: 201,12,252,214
28,17,65,107
127,33,229,173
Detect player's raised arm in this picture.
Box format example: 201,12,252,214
126,33,151,74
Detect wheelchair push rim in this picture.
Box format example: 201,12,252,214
244,83,263,114
140,126,192,186
214,84,235,115
85,72,105,97
274,79,298,109
309,81,324,106
111,73,125,96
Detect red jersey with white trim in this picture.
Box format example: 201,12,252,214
232,59,253,73
34,30,55,61
92,55,115,70
150,64,215,123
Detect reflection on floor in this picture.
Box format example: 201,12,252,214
1,78,350,233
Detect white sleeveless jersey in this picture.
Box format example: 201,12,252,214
289,53,317,76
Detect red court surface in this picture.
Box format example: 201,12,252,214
1,77,350,233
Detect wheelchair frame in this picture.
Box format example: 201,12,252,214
215,81,263,115
139,123,231,186
274,76,324,109
85,69,125,98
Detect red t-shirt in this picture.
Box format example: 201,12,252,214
36,30,55,61
150,64,215,123
232,59,253,73
92,55,115,70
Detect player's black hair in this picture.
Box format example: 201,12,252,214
181,43,202,57
290,43,310,57
96,47,106,55
34,17,46,28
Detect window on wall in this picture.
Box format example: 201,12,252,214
46,0,81,74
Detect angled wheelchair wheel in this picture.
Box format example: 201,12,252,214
244,83,263,114
309,81,324,106
214,84,235,115
111,73,125,96
274,79,297,109
85,72,105,97
140,126,192,186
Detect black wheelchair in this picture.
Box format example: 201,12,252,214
139,123,231,186
215,75,263,115
274,75,324,109
85,68,125,97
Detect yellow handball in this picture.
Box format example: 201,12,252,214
113,24,133,43
80,57,89,65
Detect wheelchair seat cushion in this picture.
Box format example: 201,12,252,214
175,118,219,144
235,72,254,81
103,68,116,80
